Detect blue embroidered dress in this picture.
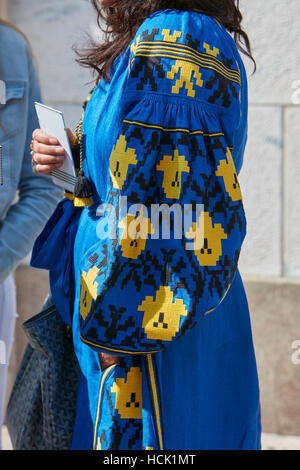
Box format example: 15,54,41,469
31,9,261,450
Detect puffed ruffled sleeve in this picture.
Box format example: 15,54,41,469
78,13,246,355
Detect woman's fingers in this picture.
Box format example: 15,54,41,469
32,129,59,145
33,128,76,147
33,152,65,166
33,163,62,176
32,140,65,159
31,128,66,175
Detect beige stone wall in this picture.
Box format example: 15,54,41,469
239,0,300,278
4,0,300,435
7,0,98,131
0,0,8,19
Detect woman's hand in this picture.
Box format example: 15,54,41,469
31,128,76,176
99,352,120,371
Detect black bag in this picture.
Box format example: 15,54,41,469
5,299,80,450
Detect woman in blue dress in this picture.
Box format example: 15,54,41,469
31,0,261,450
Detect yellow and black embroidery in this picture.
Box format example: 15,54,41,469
162,29,182,43
215,148,242,201
203,42,220,58
156,149,190,199
186,211,228,267
118,212,154,259
131,41,240,85
79,266,99,320
167,59,204,97
111,366,143,420
79,120,245,354
138,286,188,341
93,359,146,450
130,28,240,107
109,135,137,190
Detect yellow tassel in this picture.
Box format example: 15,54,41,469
64,192,74,201
64,192,93,207
73,197,93,207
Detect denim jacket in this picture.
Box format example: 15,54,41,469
0,23,63,283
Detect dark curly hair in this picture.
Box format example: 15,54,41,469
76,0,255,81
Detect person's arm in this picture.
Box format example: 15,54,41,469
78,15,246,355
0,47,63,283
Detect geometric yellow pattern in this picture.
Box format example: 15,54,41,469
215,148,242,201
162,29,182,43
156,149,190,199
79,266,99,320
109,135,137,190
203,42,220,58
129,35,141,73
186,211,228,266
118,212,154,259
138,286,188,341
167,60,204,98
130,34,141,56
111,367,143,420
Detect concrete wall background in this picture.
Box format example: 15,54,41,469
239,0,300,279
2,0,300,436
7,0,98,130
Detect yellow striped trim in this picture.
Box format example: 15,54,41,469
139,40,240,78
134,52,240,86
123,120,234,150
123,119,224,137
147,355,163,450
133,42,240,83
93,363,117,450
132,41,240,83
135,45,240,81
80,335,162,355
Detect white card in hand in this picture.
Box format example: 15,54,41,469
34,102,77,193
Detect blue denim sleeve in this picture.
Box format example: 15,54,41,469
0,48,63,283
